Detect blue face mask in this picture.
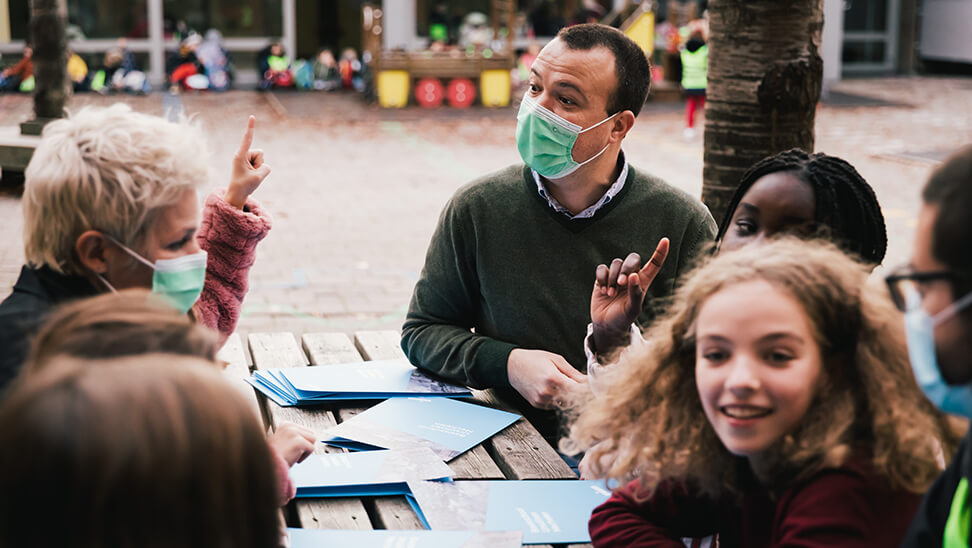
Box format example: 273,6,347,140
904,289,972,417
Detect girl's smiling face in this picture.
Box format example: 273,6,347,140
695,280,825,460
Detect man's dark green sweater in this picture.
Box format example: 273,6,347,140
402,163,716,392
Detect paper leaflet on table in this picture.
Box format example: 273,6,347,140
284,528,522,548
245,358,473,406
289,447,452,497
322,397,520,461
405,479,611,545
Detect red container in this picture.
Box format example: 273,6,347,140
415,77,444,108
446,78,475,108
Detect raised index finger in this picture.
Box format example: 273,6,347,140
237,115,256,157
637,237,670,286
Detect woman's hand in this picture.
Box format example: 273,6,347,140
267,422,316,467
225,115,272,209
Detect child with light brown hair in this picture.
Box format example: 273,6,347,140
21,288,315,505
569,238,958,547
0,354,282,547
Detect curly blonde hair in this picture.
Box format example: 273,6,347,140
568,238,959,497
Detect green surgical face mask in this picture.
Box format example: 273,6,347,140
98,235,207,315
516,94,617,179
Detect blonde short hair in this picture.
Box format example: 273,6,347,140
23,104,209,274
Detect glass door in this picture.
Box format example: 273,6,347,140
842,0,899,73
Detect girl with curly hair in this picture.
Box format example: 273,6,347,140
570,238,958,547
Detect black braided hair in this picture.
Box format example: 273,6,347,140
716,148,888,264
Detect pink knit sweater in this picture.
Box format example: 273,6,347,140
189,192,296,503
192,191,272,339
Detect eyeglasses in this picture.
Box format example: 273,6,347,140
884,266,961,312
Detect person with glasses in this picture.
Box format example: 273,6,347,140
892,145,972,547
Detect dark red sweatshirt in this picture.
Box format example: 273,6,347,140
589,455,920,547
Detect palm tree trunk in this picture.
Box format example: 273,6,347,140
29,0,69,122
701,0,824,223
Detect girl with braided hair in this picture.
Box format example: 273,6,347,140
587,148,888,369
717,148,887,265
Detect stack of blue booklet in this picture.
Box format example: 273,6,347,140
405,479,612,545
289,447,452,497
284,528,522,548
246,358,472,406
323,397,520,461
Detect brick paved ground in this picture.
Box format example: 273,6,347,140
1,76,970,340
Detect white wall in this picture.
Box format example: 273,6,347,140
920,0,972,63
382,0,419,50
821,0,844,95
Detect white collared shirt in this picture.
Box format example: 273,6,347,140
532,151,629,220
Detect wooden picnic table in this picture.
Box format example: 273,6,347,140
218,330,594,548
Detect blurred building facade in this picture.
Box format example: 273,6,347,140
0,0,967,89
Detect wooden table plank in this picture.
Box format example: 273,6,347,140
217,334,264,426
475,390,578,480
302,333,363,365
352,331,504,480
368,497,426,529
354,330,407,360
248,332,371,530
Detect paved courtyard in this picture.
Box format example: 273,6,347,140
1,76,970,340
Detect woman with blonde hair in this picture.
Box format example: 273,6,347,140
0,104,273,394
0,354,282,547
569,238,958,547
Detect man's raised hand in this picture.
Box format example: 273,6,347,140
590,238,669,356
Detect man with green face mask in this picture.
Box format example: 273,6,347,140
402,24,716,442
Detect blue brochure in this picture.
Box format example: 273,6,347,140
246,359,472,406
405,479,612,545
322,397,520,461
284,528,522,548
289,447,452,497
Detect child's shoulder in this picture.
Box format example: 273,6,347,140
774,453,921,544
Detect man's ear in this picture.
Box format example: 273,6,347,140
75,230,110,274
610,110,637,143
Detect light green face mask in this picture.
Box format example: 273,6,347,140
99,235,207,315
516,94,617,179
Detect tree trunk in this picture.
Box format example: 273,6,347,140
29,0,69,122
701,0,823,224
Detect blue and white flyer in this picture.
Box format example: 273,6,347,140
247,359,472,406
322,397,520,461
289,447,453,497
405,479,612,544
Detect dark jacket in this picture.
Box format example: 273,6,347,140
0,265,98,395
901,427,972,547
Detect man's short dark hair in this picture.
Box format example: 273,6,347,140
923,145,972,295
556,23,652,117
